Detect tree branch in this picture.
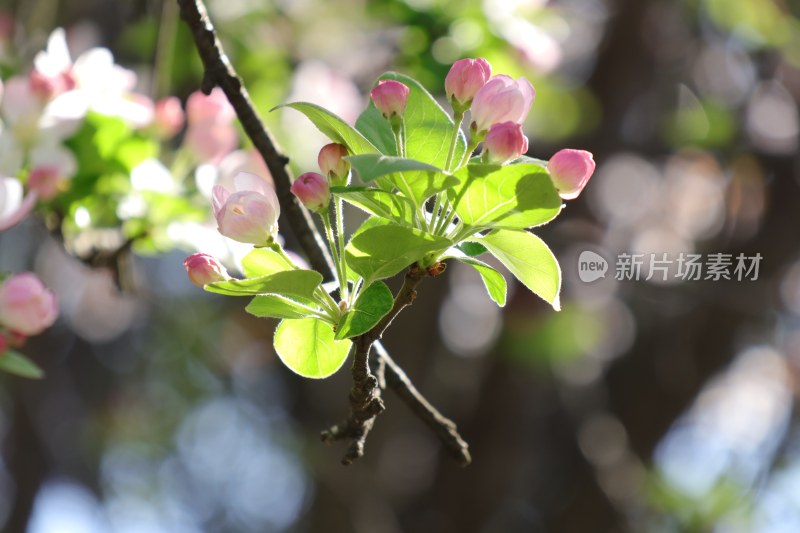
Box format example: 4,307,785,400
178,0,470,466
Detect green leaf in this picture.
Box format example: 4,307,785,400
241,248,294,278
449,163,563,230
205,270,322,300
0,351,44,379
273,318,352,378
458,242,488,257
334,187,416,226
246,294,324,320
335,281,394,339
346,154,443,182
477,230,561,310
346,224,451,285
443,249,507,306
355,72,467,168
275,102,380,155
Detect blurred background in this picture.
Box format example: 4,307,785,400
1,0,800,531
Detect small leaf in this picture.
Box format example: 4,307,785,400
477,230,561,310
275,102,380,155
458,242,488,257
346,224,451,285
444,250,507,306
334,188,416,226
355,72,467,168
448,163,562,230
241,248,294,278
335,281,394,339
205,270,322,301
0,351,44,379
246,295,324,320
273,318,352,378
347,154,443,182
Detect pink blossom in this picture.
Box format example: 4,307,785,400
185,88,238,164
152,96,185,138
183,253,231,287
212,172,280,246
0,273,58,336
445,58,492,107
291,172,330,213
483,122,529,164
27,166,62,200
547,149,596,200
317,143,350,185
470,75,535,133
370,80,409,118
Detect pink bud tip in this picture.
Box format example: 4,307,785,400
483,122,529,164
547,149,596,200
445,58,492,106
0,273,58,336
183,253,231,287
153,96,185,138
291,172,330,213
318,143,351,185
470,75,535,133
370,80,410,119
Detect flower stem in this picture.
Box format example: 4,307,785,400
334,197,349,303
445,111,464,172
321,210,346,303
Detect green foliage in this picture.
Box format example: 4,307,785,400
477,230,561,310
449,253,507,306
275,102,379,155
273,318,352,378
246,294,325,320
0,351,44,379
205,270,322,299
449,163,562,231
335,281,394,340
346,224,451,286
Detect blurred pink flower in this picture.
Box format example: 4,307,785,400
547,149,596,200
0,177,36,232
183,253,231,287
152,96,185,138
291,172,330,213
445,58,492,107
185,88,238,164
0,273,58,336
371,80,409,118
483,121,528,164
212,172,279,246
470,75,535,133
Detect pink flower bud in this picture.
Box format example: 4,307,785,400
291,172,330,213
0,273,58,336
185,89,238,164
183,253,231,287
445,58,492,107
483,122,528,164
153,96,185,138
370,80,409,118
470,75,535,133
317,143,350,185
212,172,280,246
547,149,596,200
186,88,235,125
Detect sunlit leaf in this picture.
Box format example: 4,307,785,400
273,318,352,378
335,281,394,339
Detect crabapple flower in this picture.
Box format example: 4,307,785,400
547,149,596,200
370,80,409,118
445,58,492,108
183,253,231,287
317,143,350,186
212,172,280,246
185,88,238,164
483,122,529,164
470,75,535,134
0,273,58,336
291,172,330,213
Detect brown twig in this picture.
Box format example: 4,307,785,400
178,0,470,466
